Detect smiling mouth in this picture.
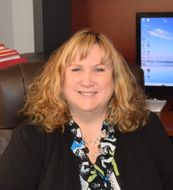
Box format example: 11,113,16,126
78,91,97,96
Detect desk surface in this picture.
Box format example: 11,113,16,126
159,98,173,136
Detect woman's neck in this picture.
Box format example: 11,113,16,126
70,109,108,164
70,109,107,139
71,109,106,126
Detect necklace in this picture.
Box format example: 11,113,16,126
83,134,104,162
83,134,103,145
84,137,100,145
87,149,100,161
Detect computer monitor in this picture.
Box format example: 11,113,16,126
136,12,173,97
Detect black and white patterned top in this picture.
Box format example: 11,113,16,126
69,119,121,190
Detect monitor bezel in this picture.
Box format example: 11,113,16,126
136,12,173,97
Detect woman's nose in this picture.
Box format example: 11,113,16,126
81,70,94,86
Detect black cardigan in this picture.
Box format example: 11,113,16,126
0,112,173,190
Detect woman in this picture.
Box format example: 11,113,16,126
0,29,173,190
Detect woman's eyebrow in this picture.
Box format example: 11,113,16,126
94,63,106,67
67,64,83,67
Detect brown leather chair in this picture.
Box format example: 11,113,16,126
0,61,144,157
0,61,45,156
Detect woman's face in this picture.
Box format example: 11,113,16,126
63,44,114,116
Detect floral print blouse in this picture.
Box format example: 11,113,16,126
69,119,121,190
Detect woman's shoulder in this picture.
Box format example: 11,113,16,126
118,112,162,135
139,111,167,136
12,119,62,149
14,119,60,136
13,119,46,140
129,111,173,153
118,111,173,160
118,111,171,146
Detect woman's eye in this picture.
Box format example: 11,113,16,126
95,68,105,72
71,68,81,72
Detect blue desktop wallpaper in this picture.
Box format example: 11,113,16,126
141,17,173,86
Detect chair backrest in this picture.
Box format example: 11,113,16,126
0,61,144,157
0,61,45,156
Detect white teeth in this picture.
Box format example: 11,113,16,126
79,91,96,96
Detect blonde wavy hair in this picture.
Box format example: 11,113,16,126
22,29,149,133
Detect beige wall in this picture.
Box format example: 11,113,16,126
0,0,34,53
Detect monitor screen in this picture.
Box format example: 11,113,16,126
136,12,173,97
